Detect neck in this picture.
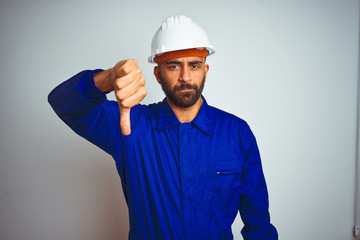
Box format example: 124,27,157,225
166,97,203,123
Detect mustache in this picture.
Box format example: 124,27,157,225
173,84,198,91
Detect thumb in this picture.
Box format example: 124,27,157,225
119,107,131,136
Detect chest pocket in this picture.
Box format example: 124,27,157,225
212,159,243,190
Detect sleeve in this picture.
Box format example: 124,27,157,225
239,123,278,239
48,70,121,156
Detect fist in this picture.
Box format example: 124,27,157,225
111,59,147,136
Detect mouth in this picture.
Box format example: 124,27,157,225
178,88,194,92
175,84,197,92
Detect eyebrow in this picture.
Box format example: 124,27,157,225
165,61,181,65
165,60,203,65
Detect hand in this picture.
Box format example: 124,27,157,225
111,59,147,136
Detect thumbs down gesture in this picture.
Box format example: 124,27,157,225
111,59,147,136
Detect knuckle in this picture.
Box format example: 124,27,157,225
135,74,144,83
114,59,142,79
121,60,139,76
115,91,125,101
135,67,142,75
128,59,138,66
139,86,147,97
114,79,123,90
119,101,129,108
121,98,134,109
121,65,131,75
114,60,126,76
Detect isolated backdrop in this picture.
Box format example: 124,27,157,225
0,0,359,239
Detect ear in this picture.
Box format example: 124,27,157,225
204,64,209,82
154,66,161,84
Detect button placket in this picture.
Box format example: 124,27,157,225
179,123,194,239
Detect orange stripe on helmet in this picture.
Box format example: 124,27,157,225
154,48,209,64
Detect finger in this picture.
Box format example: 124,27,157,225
115,59,138,78
120,86,147,108
119,107,131,136
117,86,147,136
115,75,145,102
114,68,142,90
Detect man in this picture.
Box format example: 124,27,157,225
48,15,277,239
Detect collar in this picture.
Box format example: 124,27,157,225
157,96,214,136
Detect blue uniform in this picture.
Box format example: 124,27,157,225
48,70,278,239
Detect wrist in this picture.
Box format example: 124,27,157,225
94,69,114,93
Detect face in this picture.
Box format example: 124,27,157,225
154,56,209,108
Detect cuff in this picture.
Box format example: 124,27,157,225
79,69,105,99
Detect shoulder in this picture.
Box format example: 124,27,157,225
207,104,255,141
209,104,248,128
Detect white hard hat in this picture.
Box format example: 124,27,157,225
148,15,215,63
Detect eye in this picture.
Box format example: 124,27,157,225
169,65,179,70
192,64,201,69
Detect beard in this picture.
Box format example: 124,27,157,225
159,73,206,108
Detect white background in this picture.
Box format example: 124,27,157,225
0,0,359,239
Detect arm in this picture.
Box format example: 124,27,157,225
48,59,147,154
239,125,278,239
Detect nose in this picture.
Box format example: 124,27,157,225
179,66,191,82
